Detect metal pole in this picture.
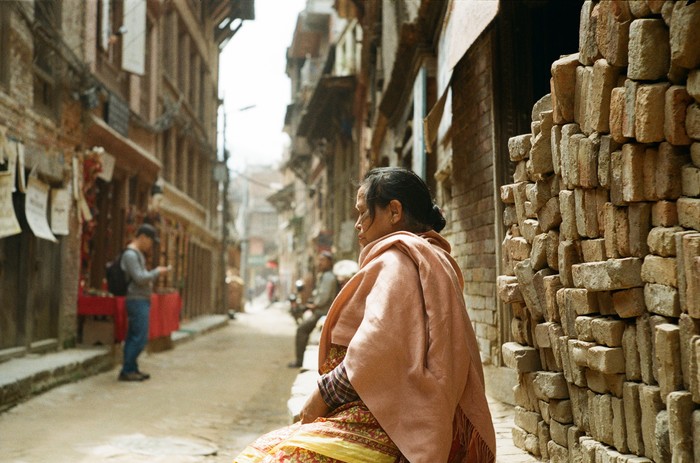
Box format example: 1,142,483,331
232,105,254,309
239,173,248,303
222,108,230,316
224,104,254,312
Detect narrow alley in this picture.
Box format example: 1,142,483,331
2,1,698,460
0,301,298,463
0,297,534,463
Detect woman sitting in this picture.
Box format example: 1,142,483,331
234,167,496,463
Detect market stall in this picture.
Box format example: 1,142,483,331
77,291,182,342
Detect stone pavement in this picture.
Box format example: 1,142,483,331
489,396,539,463
1,302,535,462
287,322,537,463
0,314,230,412
0,347,112,413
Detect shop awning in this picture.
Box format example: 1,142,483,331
423,0,500,153
445,0,500,71
159,181,218,247
85,114,161,183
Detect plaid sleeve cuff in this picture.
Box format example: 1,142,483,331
317,361,359,409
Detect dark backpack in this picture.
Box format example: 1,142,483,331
105,249,133,296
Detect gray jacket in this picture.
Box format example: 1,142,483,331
312,270,337,315
121,247,160,300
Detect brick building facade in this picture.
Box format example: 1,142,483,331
0,0,252,367
0,1,90,354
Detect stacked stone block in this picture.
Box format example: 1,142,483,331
500,1,700,461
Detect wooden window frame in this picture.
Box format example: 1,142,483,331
0,7,10,89
33,0,62,118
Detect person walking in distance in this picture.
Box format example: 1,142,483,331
118,223,170,382
288,251,337,368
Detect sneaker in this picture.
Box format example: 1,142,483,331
136,371,151,380
118,372,145,382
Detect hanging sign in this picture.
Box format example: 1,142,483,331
72,156,81,201
79,193,92,222
25,176,57,242
0,128,7,165
96,148,115,182
0,171,21,239
106,93,129,136
6,140,16,192
50,188,71,236
16,142,26,193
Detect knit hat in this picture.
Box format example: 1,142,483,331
136,223,160,243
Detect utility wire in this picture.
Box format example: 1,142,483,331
230,170,282,192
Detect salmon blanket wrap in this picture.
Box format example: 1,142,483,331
319,230,496,463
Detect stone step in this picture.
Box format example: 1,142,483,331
0,348,113,412
0,314,230,412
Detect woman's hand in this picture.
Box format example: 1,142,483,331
299,387,330,424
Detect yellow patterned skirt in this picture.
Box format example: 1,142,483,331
233,346,407,463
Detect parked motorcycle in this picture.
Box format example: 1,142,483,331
288,279,307,325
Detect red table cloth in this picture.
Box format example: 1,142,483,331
77,292,182,342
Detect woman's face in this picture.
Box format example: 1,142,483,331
354,185,397,248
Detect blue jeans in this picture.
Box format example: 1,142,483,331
121,298,150,374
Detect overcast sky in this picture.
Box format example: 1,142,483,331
218,0,306,173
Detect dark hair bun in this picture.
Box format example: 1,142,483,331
430,204,446,233
362,167,446,233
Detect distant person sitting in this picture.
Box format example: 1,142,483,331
288,251,337,368
119,223,170,382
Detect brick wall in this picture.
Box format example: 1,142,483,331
450,31,499,364
500,1,700,461
0,5,84,348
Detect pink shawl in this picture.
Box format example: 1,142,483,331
319,231,496,463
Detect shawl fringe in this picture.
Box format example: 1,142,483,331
453,406,496,463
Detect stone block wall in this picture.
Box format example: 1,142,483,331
499,1,700,461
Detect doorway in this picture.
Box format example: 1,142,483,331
492,0,583,357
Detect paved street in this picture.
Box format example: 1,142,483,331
0,301,299,463
0,298,532,463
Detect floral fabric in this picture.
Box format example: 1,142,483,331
233,346,407,463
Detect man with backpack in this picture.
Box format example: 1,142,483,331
288,251,338,368
118,223,170,382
